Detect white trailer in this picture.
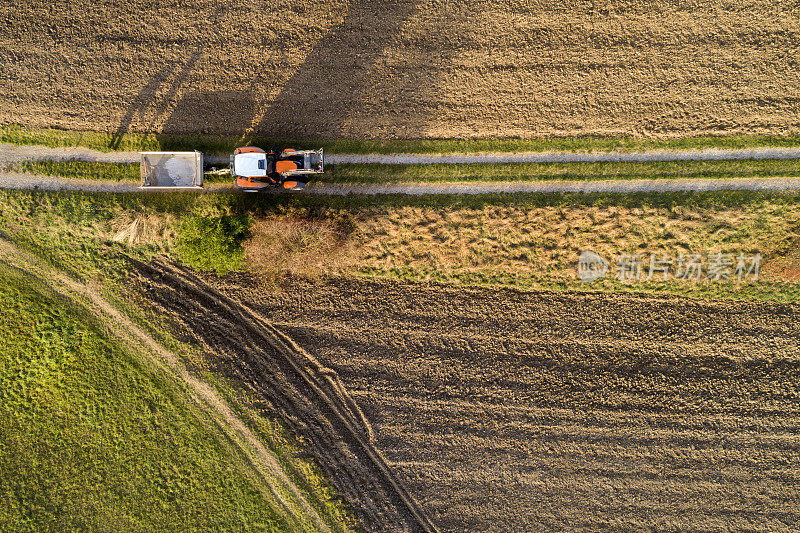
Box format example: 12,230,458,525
139,151,204,188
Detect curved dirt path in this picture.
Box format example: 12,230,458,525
4,172,800,195
3,142,800,166
0,237,332,533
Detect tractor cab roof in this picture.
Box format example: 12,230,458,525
233,152,275,178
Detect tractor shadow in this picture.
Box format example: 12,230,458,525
107,5,233,149
159,89,256,146
256,0,421,139
107,50,201,150
108,0,450,145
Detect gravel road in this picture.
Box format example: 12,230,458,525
4,172,800,195
5,142,800,195
0,143,144,164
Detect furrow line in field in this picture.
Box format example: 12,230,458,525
129,255,441,533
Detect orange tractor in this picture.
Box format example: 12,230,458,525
230,146,324,191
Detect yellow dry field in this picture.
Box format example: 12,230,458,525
242,202,800,287
2,0,799,139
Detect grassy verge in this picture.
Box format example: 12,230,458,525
4,124,800,155
2,188,799,303
240,198,800,303
6,161,140,181
0,263,290,531
175,212,251,273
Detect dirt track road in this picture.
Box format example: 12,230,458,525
4,172,800,195
207,273,800,532
5,143,800,194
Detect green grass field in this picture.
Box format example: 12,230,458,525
4,124,800,155
0,263,289,531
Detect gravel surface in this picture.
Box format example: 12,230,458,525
4,172,800,195
0,143,229,166
0,143,142,164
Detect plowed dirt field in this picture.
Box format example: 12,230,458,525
3,0,800,138
134,259,800,532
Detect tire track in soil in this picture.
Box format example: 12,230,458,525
128,256,439,533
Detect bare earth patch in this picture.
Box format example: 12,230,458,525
208,273,800,532
3,1,799,138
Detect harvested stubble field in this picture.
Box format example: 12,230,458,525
192,273,800,531
2,1,800,139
